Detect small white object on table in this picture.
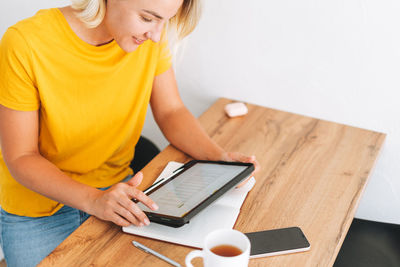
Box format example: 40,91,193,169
224,102,248,117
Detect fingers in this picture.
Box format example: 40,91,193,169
222,152,261,188
223,152,247,162
91,173,159,228
226,152,252,163
110,213,131,227
114,183,158,226
235,152,253,163
250,157,260,176
236,176,252,188
127,187,159,211
118,196,151,226
114,200,145,226
225,152,261,175
126,171,143,187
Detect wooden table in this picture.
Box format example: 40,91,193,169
39,98,385,267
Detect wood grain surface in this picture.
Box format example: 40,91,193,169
39,98,385,267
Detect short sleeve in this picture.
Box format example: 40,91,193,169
0,27,40,111
154,35,172,76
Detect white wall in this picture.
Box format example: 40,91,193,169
145,0,400,225
0,2,399,262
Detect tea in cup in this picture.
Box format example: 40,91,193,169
185,229,250,267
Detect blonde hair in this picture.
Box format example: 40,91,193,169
71,0,106,28
71,0,201,40
169,0,201,40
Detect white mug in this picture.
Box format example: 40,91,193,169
185,229,251,267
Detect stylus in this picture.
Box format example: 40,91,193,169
143,165,186,194
132,241,181,267
172,162,191,173
143,178,165,194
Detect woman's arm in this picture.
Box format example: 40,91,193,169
150,68,260,175
0,105,157,226
150,68,224,161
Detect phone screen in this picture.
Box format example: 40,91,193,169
245,227,310,258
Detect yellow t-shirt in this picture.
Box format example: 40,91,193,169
0,8,172,217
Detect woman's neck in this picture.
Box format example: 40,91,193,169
59,6,113,46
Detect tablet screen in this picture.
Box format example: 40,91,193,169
138,163,248,217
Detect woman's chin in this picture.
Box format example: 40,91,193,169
116,39,139,53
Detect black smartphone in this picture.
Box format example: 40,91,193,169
245,227,311,258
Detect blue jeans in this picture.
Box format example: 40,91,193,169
0,205,90,267
0,175,132,267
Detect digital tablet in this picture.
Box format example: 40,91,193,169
137,160,254,227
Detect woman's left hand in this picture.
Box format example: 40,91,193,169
221,152,260,188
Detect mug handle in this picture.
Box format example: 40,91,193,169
185,250,204,267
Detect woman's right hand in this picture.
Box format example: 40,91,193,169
88,172,158,227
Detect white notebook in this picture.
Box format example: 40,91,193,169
122,161,255,248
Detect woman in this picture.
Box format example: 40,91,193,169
0,0,259,266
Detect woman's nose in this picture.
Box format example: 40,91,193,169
145,22,164,43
